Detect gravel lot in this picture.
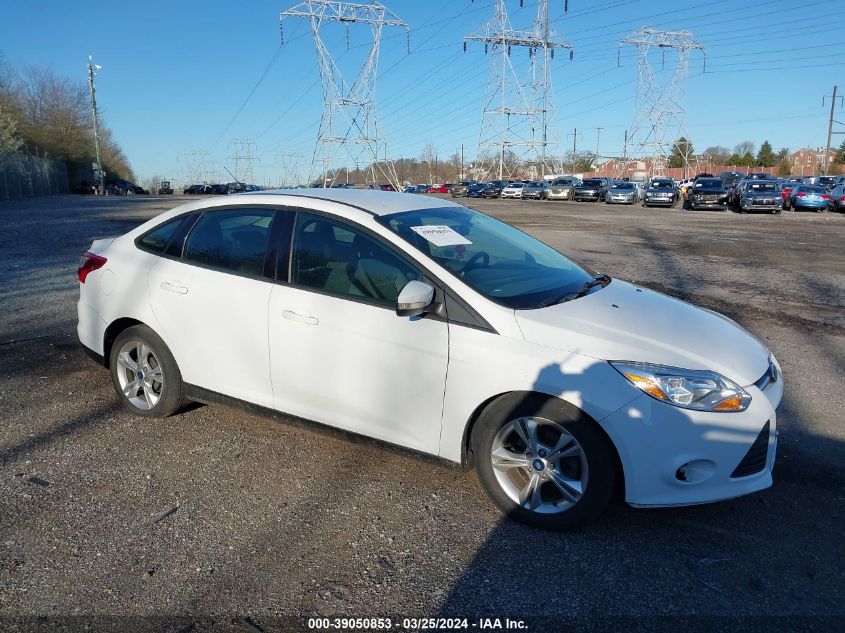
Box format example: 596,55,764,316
0,193,843,630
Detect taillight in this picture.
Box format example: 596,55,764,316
840,196,845,201
796,193,806,197
77,252,107,283
821,194,830,200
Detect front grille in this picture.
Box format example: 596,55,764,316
731,421,770,478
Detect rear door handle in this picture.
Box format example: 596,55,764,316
160,281,188,294
281,310,318,326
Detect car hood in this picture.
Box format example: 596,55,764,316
514,279,769,386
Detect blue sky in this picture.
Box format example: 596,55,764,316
1,0,843,184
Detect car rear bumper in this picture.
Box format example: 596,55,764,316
793,201,828,209
600,363,782,508
77,295,106,357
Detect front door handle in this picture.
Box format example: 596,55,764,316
160,281,188,294
281,310,318,326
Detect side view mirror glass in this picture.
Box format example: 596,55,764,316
396,280,435,317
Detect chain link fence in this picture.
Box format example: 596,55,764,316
0,151,69,201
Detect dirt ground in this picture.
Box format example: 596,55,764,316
0,193,843,631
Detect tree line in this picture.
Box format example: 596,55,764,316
670,137,845,176
0,53,134,182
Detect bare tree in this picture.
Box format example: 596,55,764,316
735,140,755,157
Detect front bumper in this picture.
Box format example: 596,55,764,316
742,198,782,211
689,199,727,210
547,190,572,200
599,359,783,507
450,190,468,197
501,191,522,198
606,196,635,204
574,191,600,201
643,196,675,206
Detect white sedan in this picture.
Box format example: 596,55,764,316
77,189,782,530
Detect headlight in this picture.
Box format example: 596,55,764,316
610,361,751,412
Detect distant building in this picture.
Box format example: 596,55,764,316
790,147,838,175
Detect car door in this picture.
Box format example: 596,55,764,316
147,207,279,408
267,211,449,455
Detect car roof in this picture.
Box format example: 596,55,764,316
239,187,462,216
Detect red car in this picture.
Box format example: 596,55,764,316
780,181,801,204
426,183,451,194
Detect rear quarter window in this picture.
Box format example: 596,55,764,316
137,217,185,253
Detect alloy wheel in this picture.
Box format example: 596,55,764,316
490,416,588,514
114,340,164,410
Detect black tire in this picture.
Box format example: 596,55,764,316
109,325,184,418
472,394,617,530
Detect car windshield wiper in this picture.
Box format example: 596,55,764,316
572,273,612,299
537,274,612,308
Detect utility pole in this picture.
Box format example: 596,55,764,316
823,85,843,176
86,55,104,195
460,144,464,181
594,127,603,163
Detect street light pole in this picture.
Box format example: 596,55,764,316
87,55,105,195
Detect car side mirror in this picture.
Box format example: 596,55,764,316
396,280,435,317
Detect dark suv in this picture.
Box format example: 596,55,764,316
481,180,509,198
573,178,609,202
684,178,729,211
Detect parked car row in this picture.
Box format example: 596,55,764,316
182,183,263,195
396,171,844,213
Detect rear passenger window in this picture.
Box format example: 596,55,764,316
138,218,183,253
183,209,275,277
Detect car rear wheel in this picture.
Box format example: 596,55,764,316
473,395,617,530
109,325,184,418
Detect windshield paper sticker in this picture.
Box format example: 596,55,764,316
411,225,472,247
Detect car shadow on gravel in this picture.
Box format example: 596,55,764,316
435,383,845,621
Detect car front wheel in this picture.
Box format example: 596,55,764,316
109,325,184,417
472,395,617,530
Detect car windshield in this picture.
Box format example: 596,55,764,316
581,179,602,187
611,183,634,190
552,179,575,186
748,183,778,192
528,181,545,187
379,206,596,310
694,179,723,188
508,183,524,188
651,180,674,189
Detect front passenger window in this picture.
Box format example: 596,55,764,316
183,209,275,277
291,213,421,306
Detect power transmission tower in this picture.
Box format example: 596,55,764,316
177,150,210,187
277,152,304,187
618,27,704,177
229,138,258,184
280,1,408,189
465,0,572,180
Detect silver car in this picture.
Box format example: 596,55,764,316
605,182,639,205
548,177,580,200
